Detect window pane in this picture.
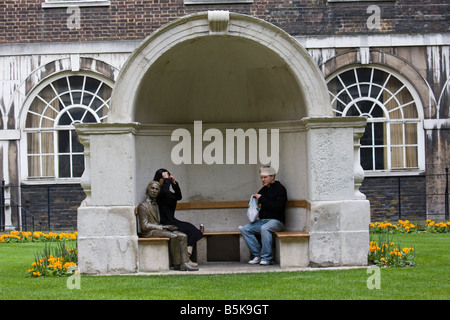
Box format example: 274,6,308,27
69,107,85,122
26,113,40,128
346,105,361,117
71,91,82,105
72,155,85,177
360,124,373,146
82,111,97,123
58,130,70,153
58,155,71,177
391,147,404,168
41,131,54,154
69,76,84,91
390,123,403,145
373,122,385,146
356,68,372,83
58,112,72,126
405,146,418,167
27,132,40,154
374,147,386,170
360,147,373,170
28,156,40,177
42,155,55,177
403,103,418,119
55,77,69,95
405,123,417,144
60,93,71,108
71,130,84,153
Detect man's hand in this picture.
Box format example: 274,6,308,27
253,194,261,200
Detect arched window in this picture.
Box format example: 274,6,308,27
24,74,112,178
327,67,423,172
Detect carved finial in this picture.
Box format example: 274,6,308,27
208,10,230,35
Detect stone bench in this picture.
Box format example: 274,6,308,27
137,237,170,271
274,231,310,268
136,200,310,270
196,230,310,267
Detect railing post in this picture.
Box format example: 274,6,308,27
47,185,51,230
1,180,4,232
445,166,449,220
398,176,402,220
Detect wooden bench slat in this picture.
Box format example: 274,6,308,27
203,231,241,236
138,237,170,241
202,231,310,237
176,200,310,210
275,231,310,238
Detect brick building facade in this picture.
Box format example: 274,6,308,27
0,0,449,230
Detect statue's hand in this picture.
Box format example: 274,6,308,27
162,224,178,231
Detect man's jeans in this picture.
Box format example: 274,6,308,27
240,219,284,262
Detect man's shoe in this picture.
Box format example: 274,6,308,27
260,260,273,265
180,262,199,271
248,257,261,264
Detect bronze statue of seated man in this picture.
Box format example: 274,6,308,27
137,180,198,271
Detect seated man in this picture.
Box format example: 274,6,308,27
240,165,287,265
137,180,198,271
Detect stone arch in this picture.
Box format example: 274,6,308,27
109,11,332,124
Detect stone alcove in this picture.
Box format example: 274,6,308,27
76,11,370,274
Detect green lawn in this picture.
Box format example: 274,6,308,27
0,233,448,300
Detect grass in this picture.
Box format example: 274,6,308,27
0,233,449,300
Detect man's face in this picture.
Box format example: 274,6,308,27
260,174,275,187
148,183,160,200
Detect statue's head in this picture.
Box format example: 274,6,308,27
146,180,161,200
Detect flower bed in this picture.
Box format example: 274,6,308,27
0,231,78,277
369,235,415,268
370,219,449,234
0,230,77,243
424,220,449,233
27,241,78,278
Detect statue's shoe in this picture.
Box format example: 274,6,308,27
180,262,199,271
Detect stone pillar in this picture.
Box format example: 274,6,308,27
305,117,370,266
76,123,139,274
424,119,450,220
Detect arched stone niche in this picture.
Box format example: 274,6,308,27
76,11,370,274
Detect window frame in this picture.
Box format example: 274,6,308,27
326,65,425,176
21,73,113,183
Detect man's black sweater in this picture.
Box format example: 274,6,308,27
257,180,287,224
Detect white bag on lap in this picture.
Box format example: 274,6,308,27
247,196,259,222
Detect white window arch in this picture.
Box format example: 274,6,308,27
24,74,113,179
327,66,424,173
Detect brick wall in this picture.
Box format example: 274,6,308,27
0,0,448,43
360,175,427,222
20,184,84,230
